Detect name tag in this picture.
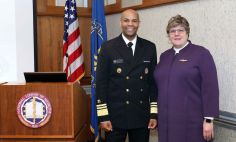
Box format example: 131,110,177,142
113,59,124,64
143,60,150,63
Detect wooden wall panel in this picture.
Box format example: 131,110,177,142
37,16,64,72
47,0,55,6
78,17,91,77
37,16,91,77
36,0,48,12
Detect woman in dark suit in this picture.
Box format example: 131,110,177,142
154,15,219,142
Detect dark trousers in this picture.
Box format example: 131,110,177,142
105,127,149,142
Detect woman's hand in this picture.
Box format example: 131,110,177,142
203,120,214,141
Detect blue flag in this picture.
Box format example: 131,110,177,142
90,0,107,141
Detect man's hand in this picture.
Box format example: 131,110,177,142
148,119,157,129
203,120,214,141
100,121,113,132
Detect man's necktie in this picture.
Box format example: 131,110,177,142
127,42,133,56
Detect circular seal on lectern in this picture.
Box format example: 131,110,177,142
16,92,52,128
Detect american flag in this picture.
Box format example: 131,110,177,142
63,0,85,82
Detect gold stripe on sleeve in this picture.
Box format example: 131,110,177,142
150,107,158,114
96,103,109,116
150,102,158,113
97,108,108,116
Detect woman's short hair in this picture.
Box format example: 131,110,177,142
166,15,190,36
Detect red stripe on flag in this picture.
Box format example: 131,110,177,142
67,28,80,46
63,42,68,56
63,28,80,56
67,63,85,82
67,45,83,65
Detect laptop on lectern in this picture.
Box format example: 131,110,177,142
24,72,67,82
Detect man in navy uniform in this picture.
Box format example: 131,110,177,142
96,9,157,142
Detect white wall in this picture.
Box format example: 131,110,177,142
106,0,236,113
0,0,34,82
0,0,17,82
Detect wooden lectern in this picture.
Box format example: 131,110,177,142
0,82,89,142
